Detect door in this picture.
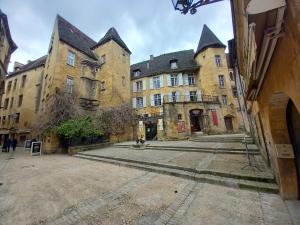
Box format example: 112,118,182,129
190,109,203,132
145,122,157,140
224,117,233,131
287,100,300,199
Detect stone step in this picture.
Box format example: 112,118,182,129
74,154,279,194
115,145,259,155
190,137,254,143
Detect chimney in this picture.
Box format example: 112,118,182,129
150,55,154,60
13,61,24,72
27,60,32,64
146,62,150,69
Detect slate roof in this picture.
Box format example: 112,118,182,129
56,15,97,60
8,55,47,77
195,24,226,57
131,50,199,80
91,27,131,54
0,9,17,53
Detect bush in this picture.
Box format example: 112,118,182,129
56,116,102,139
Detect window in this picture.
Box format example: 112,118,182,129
100,81,106,91
21,75,27,88
4,98,9,109
15,113,20,124
218,75,225,88
232,88,238,98
170,74,178,86
66,77,74,94
10,97,14,108
153,76,161,89
215,55,222,67
178,114,182,120
2,116,5,125
67,51,75,66
190,91,197,102
13,79,17,90
172,92,177,102
136,81,143,91
188,74,195,85
154,94,162,106
8,115,11,125
136,97,143,108
222,95,228,105
133,70,140,77
7,81,12,92
170,61,178,69
229,72,234,81
18,95,23,107
101,55,106,64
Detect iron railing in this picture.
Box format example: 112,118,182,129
163,94,219,104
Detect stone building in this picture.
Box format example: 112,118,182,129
0,14,132,152
230,0,300,199
0,9,17,95
0,56,46,145
132,25,242,140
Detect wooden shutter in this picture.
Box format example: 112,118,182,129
212,110,218,126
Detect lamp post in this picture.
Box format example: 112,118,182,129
171,0,224,14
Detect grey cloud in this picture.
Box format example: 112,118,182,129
1,0,233,71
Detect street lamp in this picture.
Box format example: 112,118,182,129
172,0,224,14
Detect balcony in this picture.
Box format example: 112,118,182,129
163,95,219,104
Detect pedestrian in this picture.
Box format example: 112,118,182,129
2,139,7,152
6,138,11,152
12,138,17,151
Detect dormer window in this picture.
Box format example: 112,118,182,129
101,55,106,64
170,60,178,69
133,70,141,77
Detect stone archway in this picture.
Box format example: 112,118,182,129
269,92,299,199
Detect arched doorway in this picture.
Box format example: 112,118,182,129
189,109,203,132
269,92,299,199
287,100,300,198
224,115,234,131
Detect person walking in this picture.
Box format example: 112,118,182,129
12,138,17,151
2,139,7,152
6,138,12,152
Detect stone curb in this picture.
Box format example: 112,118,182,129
74,154,279,194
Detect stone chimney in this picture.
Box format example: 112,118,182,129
13,61,24,71
150,55,154,60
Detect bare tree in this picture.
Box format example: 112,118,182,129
33,89,81,135
94,103,137,141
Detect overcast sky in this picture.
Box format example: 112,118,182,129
1,0,233,71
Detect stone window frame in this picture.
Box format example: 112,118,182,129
153,76,161,89
170,74,178,87
154,94,162,106
136,81,143,91
218,75,225,88
136,97,143,109
18,95,23,107
188,74,195,85
66,76,74,94
222,95,228,105
215,55,222,67
67,50,76,67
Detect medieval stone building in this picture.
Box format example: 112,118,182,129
132,25,242,140
0,14,132,152
230,0,300,199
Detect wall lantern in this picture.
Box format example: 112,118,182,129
172,0,223,15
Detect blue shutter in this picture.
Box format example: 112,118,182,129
150,94,154,106
167,74,171,86
143,96,147,107
132,82,137,92
183,74,189,85
160,75,164,88
150,78,154,89
176,91,180,102
168,92,172,102
185,91,190,101
161,93,164,104
178,73,183,86
143,80,146,91
132,98,137,108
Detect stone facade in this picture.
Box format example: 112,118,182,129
0,56,46,146
132,25,243,141
231,0,300,199
0,10,17,96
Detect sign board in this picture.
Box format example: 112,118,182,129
24,140,32,150
158,119,163,131
31,141,42,156
275,144,294,158
177,121,186,133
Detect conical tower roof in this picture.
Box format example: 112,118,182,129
92,27,131,54
195,24,226,57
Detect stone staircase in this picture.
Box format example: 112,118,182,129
115,143,259,155
190,134,254,143
74,152,278,194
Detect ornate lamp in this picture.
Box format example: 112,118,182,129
172,0,224,14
